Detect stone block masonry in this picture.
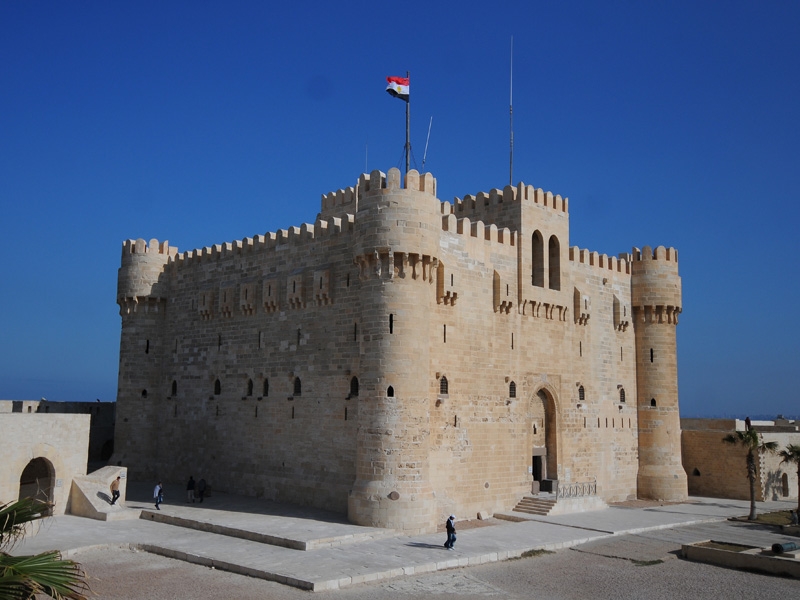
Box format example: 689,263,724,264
113,167,687,532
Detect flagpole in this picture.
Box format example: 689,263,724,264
509,36,514,186
405,71,410,176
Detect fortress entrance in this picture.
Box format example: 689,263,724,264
530,388,558,493
18,457,55,514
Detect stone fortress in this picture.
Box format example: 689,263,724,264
113,167,688,532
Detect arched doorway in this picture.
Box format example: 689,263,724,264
19,457,55,514
529,387,559,492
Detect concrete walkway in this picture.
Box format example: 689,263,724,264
15,484,799,592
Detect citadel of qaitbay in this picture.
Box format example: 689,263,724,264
113,166,687,532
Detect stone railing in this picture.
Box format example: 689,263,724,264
556,479,597,499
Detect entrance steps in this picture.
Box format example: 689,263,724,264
510,494,558,516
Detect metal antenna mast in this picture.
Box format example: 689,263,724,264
509,36,514,186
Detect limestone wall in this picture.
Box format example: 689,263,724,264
682,422,799,502
114,168,681,530
0,414,90,515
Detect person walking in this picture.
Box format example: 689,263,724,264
154,481,163,510
444,515,456,550
109,476,121,505
186,476,196,503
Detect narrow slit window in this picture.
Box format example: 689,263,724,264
293,377,302,396
263,378,269,397
349,376,359,397
145,339,150,354
650,348,654,363
247,379,253,397
443,324,446,343
214,379,221,395
171,380,177,396
389,313,394,334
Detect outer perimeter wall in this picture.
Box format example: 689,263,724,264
114,168,681,530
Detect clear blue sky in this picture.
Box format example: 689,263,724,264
1,1,798,418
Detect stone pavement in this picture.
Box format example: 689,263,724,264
14,483,799,592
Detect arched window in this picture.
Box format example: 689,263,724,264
509,381,516,398
387,386,395,397
578,385,585,401
439,376,449,395
171,380,177,396
531,230,544,287
263,378,269,397
548,235,561,290
650,398,657,407
214,379,221,395
293,377,302,396
247,379,253,396
349,376,359,397
619,388,626,403
141,389,148,398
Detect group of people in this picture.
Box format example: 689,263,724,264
152,476,207,510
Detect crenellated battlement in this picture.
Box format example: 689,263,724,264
569,247,631,275
441,215,516,246
121,238,178,260
628,245,678,263
357,168,437,198
169,215,355,268
321,186,358,212
442,182,569,219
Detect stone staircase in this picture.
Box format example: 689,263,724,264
511,494,558,516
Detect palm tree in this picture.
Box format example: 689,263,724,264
0,497,90,600
723,428,779,520
778,444,800,513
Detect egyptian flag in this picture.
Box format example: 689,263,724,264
386,76,409,101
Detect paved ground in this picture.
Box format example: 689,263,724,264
14,483,799,596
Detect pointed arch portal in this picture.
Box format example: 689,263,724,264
530,386,559,492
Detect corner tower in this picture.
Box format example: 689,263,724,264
347,168,440,532
630,245,688,501
113,238,175,474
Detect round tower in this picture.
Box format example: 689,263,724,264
631,245,687,501
113,238,174,476
347,168,441,532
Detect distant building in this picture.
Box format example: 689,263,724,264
113,168,687,532
682,418,799,502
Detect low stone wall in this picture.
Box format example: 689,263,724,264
0,414,90,515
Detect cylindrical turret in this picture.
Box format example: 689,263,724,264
117,238,174,309
631,245,687,501
347,168,441,532
112,238,175,477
